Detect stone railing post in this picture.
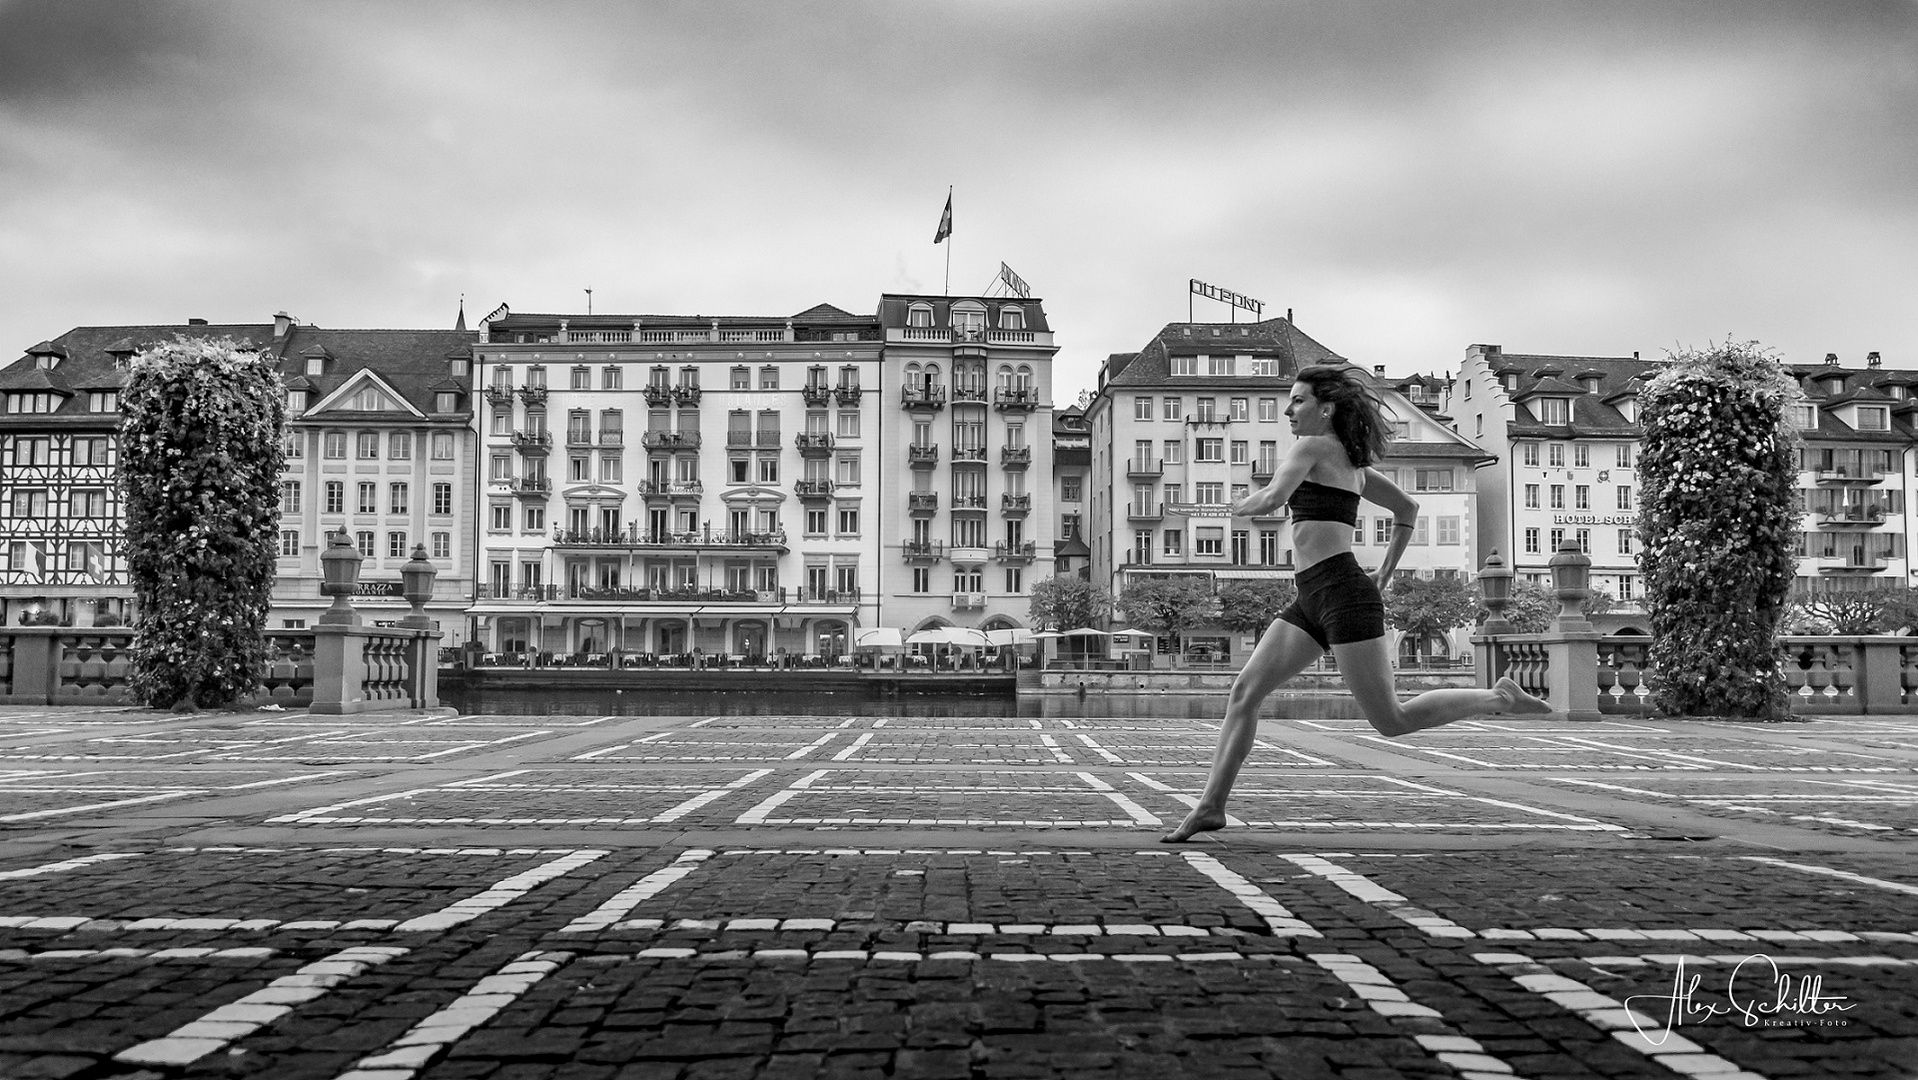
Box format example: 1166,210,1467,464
311,626,371,715
4,629,56,703
1854,636,1907,714
1543,540,1602,721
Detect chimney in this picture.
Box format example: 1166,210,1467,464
273,311,296,339
1632,351,1639,360
1286,308,1293,323
187,318,208,326
1373,365,1386,377
1825,352,1840,366
1868,351,1882,369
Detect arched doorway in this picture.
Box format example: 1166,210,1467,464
497,617,531,656
654,619,687,657
575,618,608,655
815,621,848,660
734,620,768,661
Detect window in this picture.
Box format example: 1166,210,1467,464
1062,476,1082,502
281,481,302,514
433,483,452,515
1195,527,1224,556
572,366,592,390
1134,396,1154,421
324,431,347,459
279,531,300,557
731,365,750,390
837,410,860,438
1163,529,1183,557
604,366,623,390
89,390,119,413
758,455,779,483
1196,438,1223,462
1230,440,1248,465
835,455,860,486
1522,442,1539,467
1525,527,1540,554
1534,397,1570,424
1524,484,1539,509
10,489,47,518
436,391,458,413
1550,485,1565,509
1437,517,1460,545
1791,404,1816,429
1004,567,1024,592
999,306,1024,330
355,531,375,558
571,456,590,482
490,504,512,530
1616,443,1633,468
1207,355,1231,375
1548,443,1565,467
1259,529,1280,564
389,483,409,515
1258,397,1278,422
1195,398,1217,422
1163,396,1180,419
525,505,544,531
431,432,454,460
325,482,344,514
1617,485,1632,510
1195,482,1224,504
1550,527,1565,552
760,366,778,390
1858,406,1890,431
390,433,412,460
1577,528,1591,553
1163,439,1183,465
356,432,379,459
74,436,111,465
1414,469,1454,491
1575,485,1590,510
491,411,510,436
1413,518,1429,545
357,483,378,515
432,531,451,558
1618,529,1634,556
907,303,934,328
601,456,621,483
1574,444,1589,468
1170,354,1198,376
1229,397,1248,421
805,508,827,535
388,531,408,558
837,506,860,534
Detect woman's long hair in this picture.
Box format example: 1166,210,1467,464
1295,364,1391,467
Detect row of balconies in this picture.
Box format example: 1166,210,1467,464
1128,457,1280,479
800,385,864,406
908,493,1031,516
899,539,1034,565
901,387,1043,411
486,382,1041,415
1811,504,1893,529
551,527,789,551
483,584,860,604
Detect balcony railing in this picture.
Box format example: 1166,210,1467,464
951,385,988,404
951,446,988,463
833,385,864,405
908,492,938,514
1126,458,1163,478
993,541,1037,563
566,428,595,447
993,387,1040,411
950,494,989,512
551,527,787,551
802,384,834,406
1000,446,1032,468
795,479,836,499
950,592,986,609
516,385,548,406
1251,458,1278,480
1814,466,1886,485
1813,506,1890,528
642,431,702,450
1001,493,1031,515
511,431,552,452
599,431,624,448
908,444,939,468
636,480,704,498
1127,502,1162,520
642,385,674,406
903,539,946,561
511,477,551,498
671,385,703,406
483,385,515,407
795,432,836,455
902,387,947,409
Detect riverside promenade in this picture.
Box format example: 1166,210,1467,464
0,702,1913,1079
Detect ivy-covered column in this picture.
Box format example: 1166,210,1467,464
120,337,286,710
1637,342,1801,720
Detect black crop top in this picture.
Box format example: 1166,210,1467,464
1289,480,1361,526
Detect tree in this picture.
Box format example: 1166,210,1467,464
1215,579,1295,637
1498,580,1560,634
1638,341,1799,719
120,336,286,709
1028,574,1111,630
1115,576,1218,655
1385,575,1479,658
1791,587,1907,635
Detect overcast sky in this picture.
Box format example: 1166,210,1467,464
2,0,1913,396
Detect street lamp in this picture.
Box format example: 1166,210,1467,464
1549,539,1593,631
318,530,363,626
1477,549,1513,634
399,544,438,630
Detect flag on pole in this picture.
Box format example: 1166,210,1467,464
934,192,952,244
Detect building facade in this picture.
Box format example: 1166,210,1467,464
1780,353,1914,595
876,294,1057,636
1086,320,1488,664
275,319,479,635
467,304,885,660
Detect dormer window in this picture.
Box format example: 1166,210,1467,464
436,392,459,413
88,391,119,413
999,305,1024,331
6,393,56,414
907,303,934,328
1170,354,1198,376
450,358,470,377
951,302,986,337
1533,397,1571,424
349,387,389,411
1856,405,1890,431
1791,404,1817,429
34,354,59,371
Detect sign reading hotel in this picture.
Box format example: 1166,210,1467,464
1552,514,1636,526
998,262,1031,299
1189,278,1263,318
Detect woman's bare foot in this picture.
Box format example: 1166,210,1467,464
1495,677,1554,715
1160,806,1227,843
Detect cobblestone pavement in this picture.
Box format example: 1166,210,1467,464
1,706,1914,1079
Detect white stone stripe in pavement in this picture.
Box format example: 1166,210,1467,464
1125,771,1250,828
1473,952,1771,1080
0,946,277,960
0,851,142,879
395,849,609,932
1074,771,1161,824
832,733,873,760
1039,735,1073,763
558,850,715,932
265,785,444,823
1584,954,1918,969
654,768,772,822
0,790,203,822
1180,851,1320,937
114,946,407,1067
1308,954,1528,1080
595,948,1287,963
1283,853,1476,938
335,950,570,1080
1376,775,1629,830
785,733,839,759
1735,856,1918,897
1076,734,1125,764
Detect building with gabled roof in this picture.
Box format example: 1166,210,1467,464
1779,352,1916,595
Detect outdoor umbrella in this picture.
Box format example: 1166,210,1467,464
1058,627,1112,637
855,627,905,650
985,627,1037,647
943,626,992,649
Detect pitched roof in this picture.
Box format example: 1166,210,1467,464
280,326,477,420
0,322,278,425
1491,354,1661,437
1104,317,1342,388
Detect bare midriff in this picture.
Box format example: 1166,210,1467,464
1293,519,1356,574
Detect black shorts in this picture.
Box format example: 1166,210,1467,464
1277,552,1386,649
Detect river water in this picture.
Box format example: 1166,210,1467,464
443,685,1368,720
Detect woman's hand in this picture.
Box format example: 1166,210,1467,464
1374,569,1393,593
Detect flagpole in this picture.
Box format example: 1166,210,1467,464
944,186,952,296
